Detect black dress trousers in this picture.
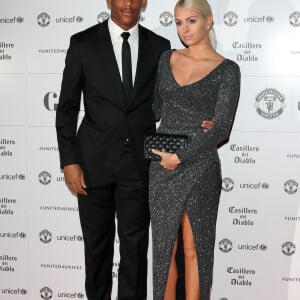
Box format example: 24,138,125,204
78,143,150,300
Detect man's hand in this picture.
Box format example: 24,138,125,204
201,117,216,132
63,164,87,195
151,150,181,170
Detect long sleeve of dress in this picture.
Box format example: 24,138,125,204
176,62,241,163
152,51,165,122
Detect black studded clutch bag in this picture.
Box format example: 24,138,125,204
144,133,188,160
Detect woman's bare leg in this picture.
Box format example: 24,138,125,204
182,213,200,300
164,237,178,300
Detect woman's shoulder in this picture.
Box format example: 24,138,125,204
159,49,173,60
157,49,174,68
223,58,240,73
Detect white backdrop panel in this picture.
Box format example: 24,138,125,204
1,0,300,299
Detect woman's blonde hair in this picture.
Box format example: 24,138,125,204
175,0,217,49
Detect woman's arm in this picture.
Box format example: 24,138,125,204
176,62,241,164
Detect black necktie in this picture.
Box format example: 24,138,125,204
121,32,133,103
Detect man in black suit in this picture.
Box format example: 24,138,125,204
56,0,170,299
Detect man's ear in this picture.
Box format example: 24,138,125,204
141,0,147,11
106,0,112,9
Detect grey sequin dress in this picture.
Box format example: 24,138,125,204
149,50,240,300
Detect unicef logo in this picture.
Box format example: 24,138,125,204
266,16,274,23
17,17,24,23
39,230,52,244
219,239,233,253
37,13,51,27
77,293,84,299
284,180,298,194
97,12,110,23
254,88,286,119
261,182,270,189
20,232,27,238
77,235,84,242
224,12,238,26
20,289,27,295
260,244,268,251
289,12,300,27
282,242,296,256
40,287,53,300
159,12,173,26
39,171,52,185
19,174,26,180
76,16,84,23
222,178,234,192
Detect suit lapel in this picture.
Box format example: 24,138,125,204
133,26,148,96
96,22,154,110
97,21,127,110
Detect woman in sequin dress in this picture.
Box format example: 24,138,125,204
148,1,241,299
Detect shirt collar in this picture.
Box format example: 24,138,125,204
108,18,139,43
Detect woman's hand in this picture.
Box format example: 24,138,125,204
202,117,215,132
151,149,181,170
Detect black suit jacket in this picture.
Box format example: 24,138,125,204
56,21,170,186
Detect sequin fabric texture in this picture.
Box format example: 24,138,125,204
149,50,241,300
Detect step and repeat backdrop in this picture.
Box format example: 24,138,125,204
0,0,300,299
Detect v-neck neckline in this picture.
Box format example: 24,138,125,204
168,50,227,88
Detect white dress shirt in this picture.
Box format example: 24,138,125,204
108,18,139,85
